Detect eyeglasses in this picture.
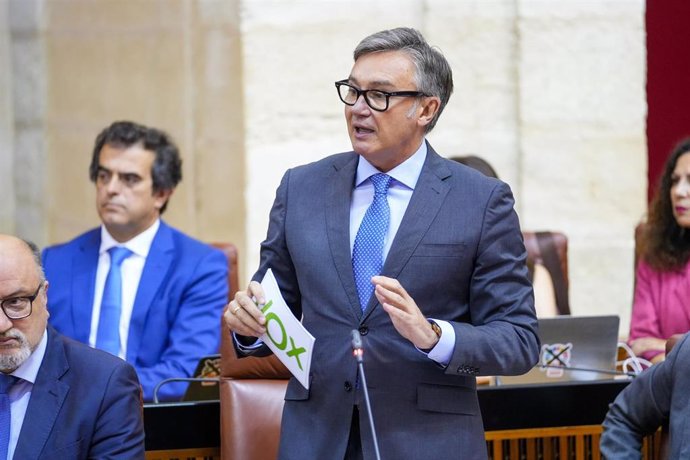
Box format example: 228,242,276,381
0,283,43,320
335,80,428,112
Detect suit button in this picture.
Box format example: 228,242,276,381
344,381,353,392
358,326,368,336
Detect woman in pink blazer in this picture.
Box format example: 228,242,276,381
630,137,690,362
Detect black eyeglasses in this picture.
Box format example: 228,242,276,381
0,283,43,320
335,80,428,112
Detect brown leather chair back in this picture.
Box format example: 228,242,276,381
218,250,290,460
522,231,570,315
209,242,240,300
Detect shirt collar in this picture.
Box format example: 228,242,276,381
100,219,160,258
355,141,427,190
10,328,47,385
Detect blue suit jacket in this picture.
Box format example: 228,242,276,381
244,144,540,460
42,220,228,401
13,326,144,459
601,333,690,458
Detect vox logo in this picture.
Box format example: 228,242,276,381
261,300,307,370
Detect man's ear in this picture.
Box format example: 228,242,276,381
417,96,441,128
153,189,174,211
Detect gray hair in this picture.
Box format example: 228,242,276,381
354,27,453,132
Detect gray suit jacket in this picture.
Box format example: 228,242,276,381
601,333,690,458
246,144,539,459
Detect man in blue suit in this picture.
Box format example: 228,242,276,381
43,121,228,401
224,28,539,459
0,235,144,459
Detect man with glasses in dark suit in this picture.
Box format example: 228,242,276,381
225,27,539,460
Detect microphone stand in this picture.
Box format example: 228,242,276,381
351,329,382,460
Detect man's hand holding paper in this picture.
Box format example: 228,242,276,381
224,269,315,389
224,280,268,338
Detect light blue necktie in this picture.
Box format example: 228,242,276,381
0,374,18,460
96,246,133,356
352,173,392,311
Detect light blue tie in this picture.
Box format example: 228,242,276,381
0,374,18,460
96,246,133,356
352,173,392,311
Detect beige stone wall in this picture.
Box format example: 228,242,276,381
0,1,15,234
516,2,647,334
3,0,647,335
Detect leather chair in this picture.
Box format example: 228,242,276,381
210,242,241,300
215,241,290,460
522,231,570,315
219,330,289,460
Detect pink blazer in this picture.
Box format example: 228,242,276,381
629,259,690,360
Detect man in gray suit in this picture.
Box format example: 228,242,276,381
224,27,539,460
601,333,690,458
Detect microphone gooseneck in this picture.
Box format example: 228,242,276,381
152,377,220,404
350,329,382,460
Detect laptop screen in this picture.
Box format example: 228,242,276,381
496,315,621,386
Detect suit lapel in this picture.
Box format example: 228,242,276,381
14,327,70,459
72,231,100,343
363,145,452,321
325,154,363,320
126,222,174,363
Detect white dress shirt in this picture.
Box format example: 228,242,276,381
89,219,160,359
5,330,47,460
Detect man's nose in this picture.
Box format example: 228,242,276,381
0,309,14,333
104,175,124,194
351,94,372,115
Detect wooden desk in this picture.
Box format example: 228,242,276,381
144,379,662,460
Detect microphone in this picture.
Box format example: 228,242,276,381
152,377,220,404
351,329,363,362
350,329,382,460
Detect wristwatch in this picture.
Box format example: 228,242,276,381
429,320,442,339
421,320,442,353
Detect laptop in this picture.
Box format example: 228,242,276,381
496,315,621,386
182,354,221,401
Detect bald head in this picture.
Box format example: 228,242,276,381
0,234,49,372
0,234,45,284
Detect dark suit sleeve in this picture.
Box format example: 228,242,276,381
447,182,540,376
600,336,684,457
89,360,145,459
137,248,229,401
235,169,301,358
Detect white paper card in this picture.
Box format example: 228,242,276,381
259,269,315,389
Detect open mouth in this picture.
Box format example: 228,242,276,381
354,127,374,135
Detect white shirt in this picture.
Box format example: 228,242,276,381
6,330,47,460
89,219,160,359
